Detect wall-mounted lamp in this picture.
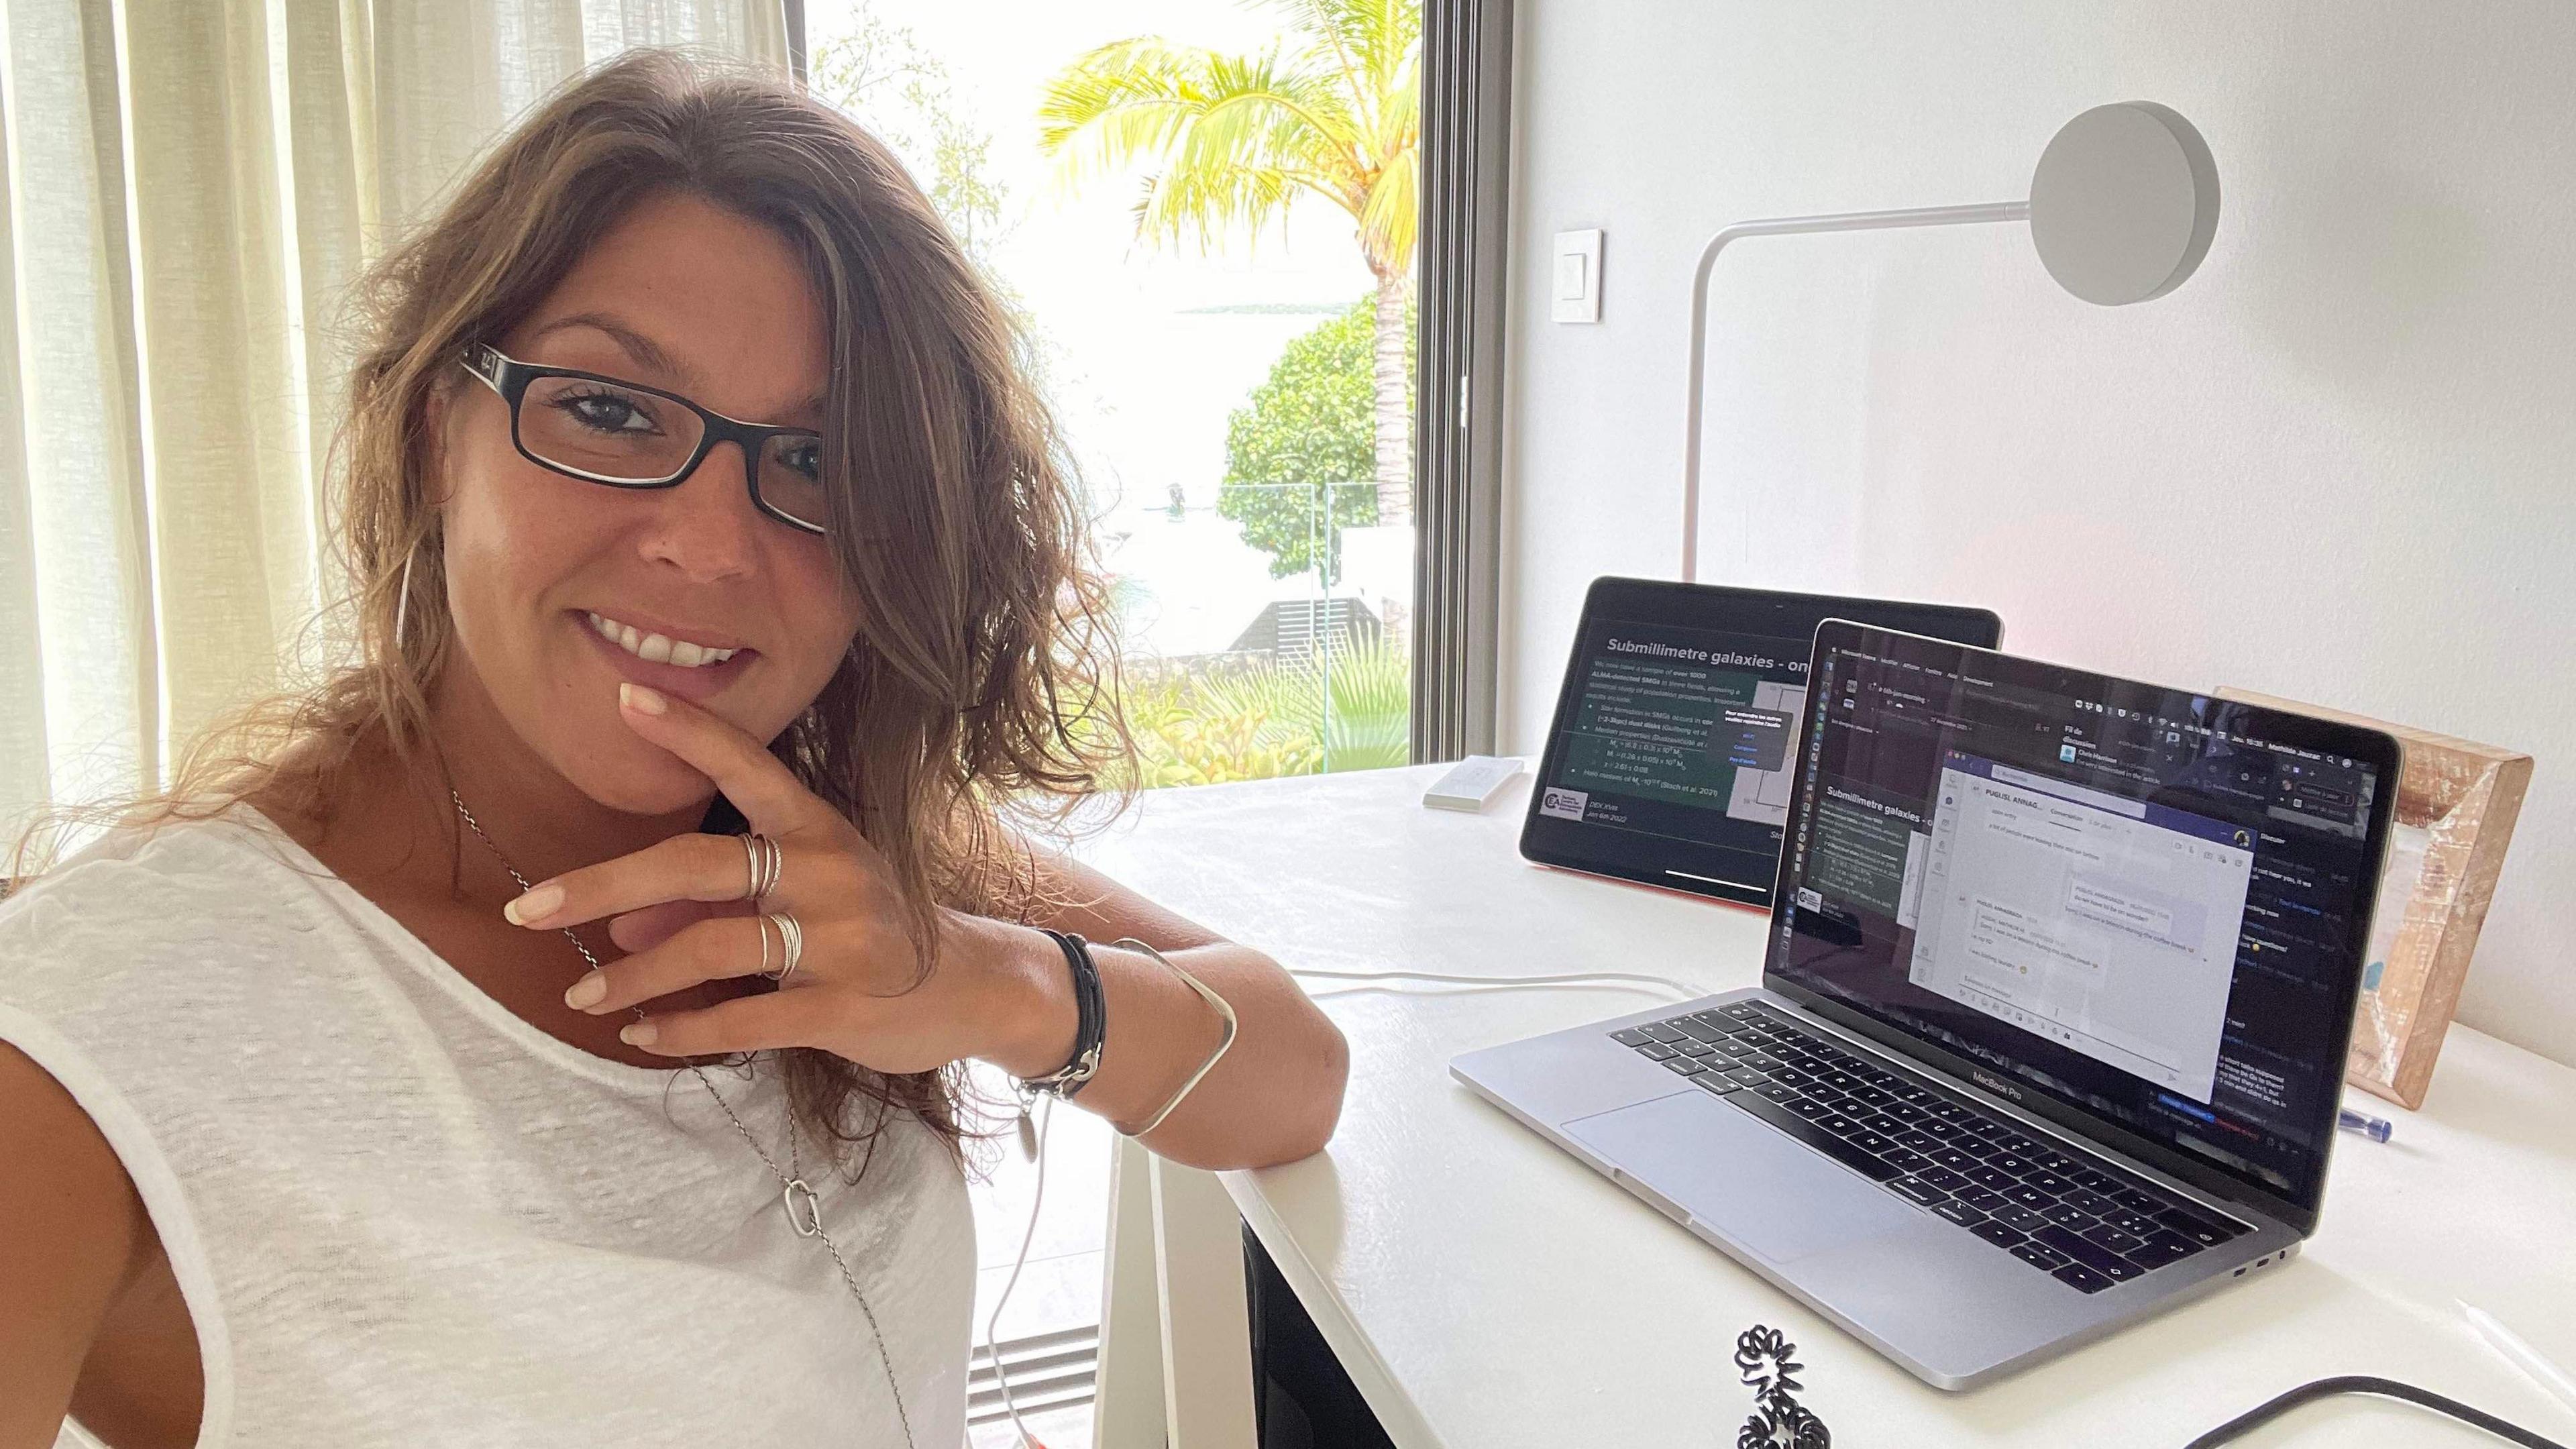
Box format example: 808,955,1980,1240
1678,101,2222,581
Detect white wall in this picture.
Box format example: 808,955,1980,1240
1497,1,2576,1066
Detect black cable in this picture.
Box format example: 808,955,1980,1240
2186,1375,2571,1449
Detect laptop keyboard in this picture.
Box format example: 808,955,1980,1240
1609,1001,2252,1295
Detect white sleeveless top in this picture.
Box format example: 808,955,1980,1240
0,804,974,1448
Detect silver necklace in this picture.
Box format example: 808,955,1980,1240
450,789,918,1447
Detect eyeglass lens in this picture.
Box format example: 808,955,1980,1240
517,374,828,530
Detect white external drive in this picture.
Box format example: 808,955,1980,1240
1423,755,1523,812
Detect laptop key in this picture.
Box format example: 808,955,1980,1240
2081,1224,2149,1256
1780,1098,1829,1120
1888,1177,1947,1206
1676,1019,1730,1044
1931,1199,1987,1230
2110,1187,2170,1216
1970,1220,2026,1250
2057,1187,2116,1218
2033,1226,2146,1283
2052,1263,2114,1294
1611,1028,1655,1047
1969,1167,2018,1193
2007,1185,2056,1211
1725,1091,1899,1182
2128,1230,2204,1269
1636,1044,1680,1061
1642,1024,1691,1044
2102,1208,2161,1238
2023,1171,2074,1196
1955,1186,2011,1214
1693,1074,1743,1097
1881,1148,1931,1175
1843,1130,1897,1156
1992,1203,2049,1232
1662,1057,1709,1076
1674,1039,1716,1057
1724,1068,1772,1089
1812,1113,1860,1135
1931,1147,1979,1172
2039,1200,2096,1231
2010,1241,2072,1273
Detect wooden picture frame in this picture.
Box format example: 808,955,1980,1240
2216,688,2532,1109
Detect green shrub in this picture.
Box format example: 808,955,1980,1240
1120,633,1411,786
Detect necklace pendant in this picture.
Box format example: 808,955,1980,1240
782,1177,824,1238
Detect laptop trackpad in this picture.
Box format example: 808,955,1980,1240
1564,1091,1919,1264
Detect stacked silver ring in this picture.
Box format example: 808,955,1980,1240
739,831,782,904
764,911,804,983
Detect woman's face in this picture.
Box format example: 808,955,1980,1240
434,190,857,815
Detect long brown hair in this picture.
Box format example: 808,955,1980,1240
7,49,1133,1179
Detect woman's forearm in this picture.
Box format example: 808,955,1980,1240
968,916,1346,1170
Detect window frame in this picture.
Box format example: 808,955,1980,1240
1412,0,1517,763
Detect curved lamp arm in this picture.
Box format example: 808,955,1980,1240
1679,201,2029,582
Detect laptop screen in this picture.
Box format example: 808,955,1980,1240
1765,621,2398,1222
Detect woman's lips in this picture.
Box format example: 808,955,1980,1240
572,610,755,703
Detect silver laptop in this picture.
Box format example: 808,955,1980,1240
1454,621,2400,1389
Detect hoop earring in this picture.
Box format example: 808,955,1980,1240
393,544,417,645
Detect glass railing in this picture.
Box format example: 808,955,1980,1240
1100,480,1413,788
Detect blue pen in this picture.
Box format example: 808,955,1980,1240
2338,1107,2393,1142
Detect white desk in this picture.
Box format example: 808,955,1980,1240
1078,763,2576,1448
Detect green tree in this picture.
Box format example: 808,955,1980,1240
1038,0,1421,525
1220,297,1413,582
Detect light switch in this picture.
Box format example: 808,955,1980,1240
1554,252,1588,301
1551,229,1603,323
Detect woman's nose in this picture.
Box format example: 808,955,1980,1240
636,440,763,581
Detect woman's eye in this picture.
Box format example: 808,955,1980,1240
779,439,824,479
555,390,659,434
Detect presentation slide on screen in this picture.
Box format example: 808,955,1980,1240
1903,754,2253,1102
1540,630,1804,826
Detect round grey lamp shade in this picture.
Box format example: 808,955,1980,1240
2029,101,2220,305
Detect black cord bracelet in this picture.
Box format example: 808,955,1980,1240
1023,928,1106,1099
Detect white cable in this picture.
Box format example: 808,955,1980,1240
981,1093,1053,1448
1292,966,1705,1000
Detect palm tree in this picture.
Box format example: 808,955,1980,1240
1038,0,1420,525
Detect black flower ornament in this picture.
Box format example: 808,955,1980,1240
1733,1325,1831,1449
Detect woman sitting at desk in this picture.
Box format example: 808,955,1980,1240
0,50,1346,1448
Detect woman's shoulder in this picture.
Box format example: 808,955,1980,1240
0,804,329,1006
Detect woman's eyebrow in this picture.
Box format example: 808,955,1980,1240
527,313,692,386
529,313,826,424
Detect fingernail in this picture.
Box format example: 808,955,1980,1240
620,682,667,715
620,1020,658,1047
504,882,564,925
564,973,606,1010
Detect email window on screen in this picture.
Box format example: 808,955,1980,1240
1906,751,2253,1102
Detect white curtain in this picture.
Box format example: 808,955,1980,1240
0,0,790,845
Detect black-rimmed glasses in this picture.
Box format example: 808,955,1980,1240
460,343,830,535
